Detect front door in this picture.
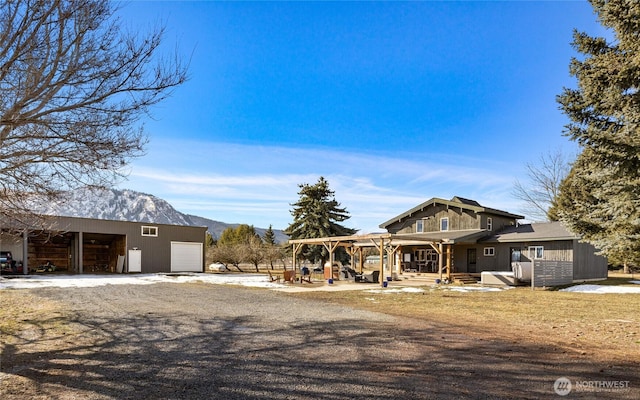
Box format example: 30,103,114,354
467,248,477,273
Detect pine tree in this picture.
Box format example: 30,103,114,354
263,225,277,246
556,0,640,271
262,224,283,270
286,177,356,265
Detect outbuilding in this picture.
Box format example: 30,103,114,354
1,216,207,274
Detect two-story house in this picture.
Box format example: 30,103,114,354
379,196,523,274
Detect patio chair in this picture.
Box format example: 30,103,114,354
283,270,296,283
357,270,380,283
341,267,358,281
268,271,281,282
300,266,312,283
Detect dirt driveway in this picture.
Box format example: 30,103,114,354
1,282,637,399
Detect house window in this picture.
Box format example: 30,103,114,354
141,226,158,237
487,217,493,231
440,217,449,231
529,246,544,260
484,247,495,256
416,219,424,233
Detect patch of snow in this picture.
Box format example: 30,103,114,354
0,273,285,290
366,287,425,294
560,284,640,294
630,280,640,285
447,286,506,293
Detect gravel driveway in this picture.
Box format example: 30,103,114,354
1,282,637,399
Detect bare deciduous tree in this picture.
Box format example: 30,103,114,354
208,244,246,273
264,243,286,270
0,0,187,229
512,149,572,222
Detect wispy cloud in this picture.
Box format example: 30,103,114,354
120,139,526,232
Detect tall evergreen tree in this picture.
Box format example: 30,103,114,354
263,225,277,246
262,224,284,270
286,177,356,265
556,0,640,271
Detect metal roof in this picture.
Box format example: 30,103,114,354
288,229,488,247
480,221,577,243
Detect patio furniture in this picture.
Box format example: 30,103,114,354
283,270,296,283
268,271,281,282
356,270,380,283
300,266,312,283
341,266,358,281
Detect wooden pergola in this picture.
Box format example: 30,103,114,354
288,232,455,286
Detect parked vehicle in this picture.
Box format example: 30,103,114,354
208,262,229,272
36,261,56,273
0,251,24,274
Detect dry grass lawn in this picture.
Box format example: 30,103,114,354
290,279,640,363
1,278,638,370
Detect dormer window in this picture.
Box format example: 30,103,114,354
440,217,449,231
416,219,424,233
487,217,493,231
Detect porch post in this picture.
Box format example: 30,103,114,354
438,242,444,281
323,241,340,280
78,231,83,274
329,244,335,280
385,244,400,280
358,246,363,274
379,237,385,287
446,244,452,281
22,229,28,275
291,243,301,272
347,245,356,272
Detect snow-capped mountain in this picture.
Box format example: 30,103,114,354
42,188,288,242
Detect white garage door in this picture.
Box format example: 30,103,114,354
170,242,203,272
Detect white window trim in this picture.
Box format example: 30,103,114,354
487,217,493,231
141,225,158,237
416,219,424,233
529,246,544,260
440,217,449,232
484,247,495,257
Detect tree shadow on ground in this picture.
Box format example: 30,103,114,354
1,285,638,399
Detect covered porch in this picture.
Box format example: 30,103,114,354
288,230,487,286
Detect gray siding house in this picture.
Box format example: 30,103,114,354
477,222,608,285
379,196,607,284
379,196,523,274
1,216,207,274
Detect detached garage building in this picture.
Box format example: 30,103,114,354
2,216,207,274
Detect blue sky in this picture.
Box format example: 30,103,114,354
115,1,604,234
